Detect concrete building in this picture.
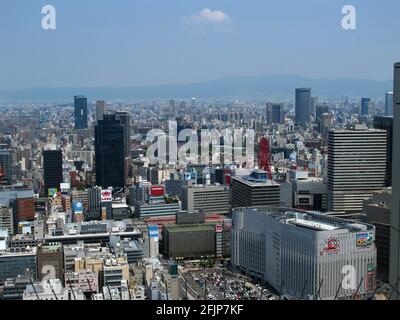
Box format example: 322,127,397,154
327,126,387,214
37,242,64,283
65,270,99,293
134,202,181,219
2,276,30,300
0,206,13,234
182,185,230,215
0,247,37,285
23,278,84,300
232,207,377,300
281,171,327,211
231,170,280,209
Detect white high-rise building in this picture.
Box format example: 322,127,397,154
327,125,387,214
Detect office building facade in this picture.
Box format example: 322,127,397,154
374,116,393,187
361,98,371,116
231,170,280,209
232,207,377,300
266,103,284,124
43,150,63,196
295,88,311,125
327,126,387,214
182,185,230,215
74,95,88,130
389,62,400,299
95,114,125,189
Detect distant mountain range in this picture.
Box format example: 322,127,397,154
0,74,393,103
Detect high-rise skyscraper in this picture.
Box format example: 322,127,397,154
389,62,400,300
385,92,394,116
0,149,13,184
95,114,125,190
361,98,371,116
327,125,387,215
295,88,311,125
96,100,105,123
115,111,131,158
74,95,88,129
266,103,284,124
43,150,63,196
374,116,393,187
169,99,176,118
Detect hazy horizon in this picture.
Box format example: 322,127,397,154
1,0,399,90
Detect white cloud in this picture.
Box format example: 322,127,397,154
184,8,231,25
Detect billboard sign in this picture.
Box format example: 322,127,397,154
60,183,71,191
356,233,373,248
215,224,223,233
150,186,165,197
321,237,339,255
101,189,112,202
73,201,84,214
148,225,159,238
48,188,57,197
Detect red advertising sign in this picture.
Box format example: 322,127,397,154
215,224,223,233
150,185,165,197
101,189,112,202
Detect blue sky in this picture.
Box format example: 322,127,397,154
0,0,399,89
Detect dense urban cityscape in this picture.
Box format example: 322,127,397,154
0,1,400,311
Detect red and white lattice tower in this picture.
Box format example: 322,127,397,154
259,137,273,180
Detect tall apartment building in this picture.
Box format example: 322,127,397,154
231,170,280,209
182,185,230,215
327,126,387,214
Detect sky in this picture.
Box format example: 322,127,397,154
0,0,399,90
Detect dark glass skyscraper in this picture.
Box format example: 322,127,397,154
43,150,63,195
374,116,393,187
389,62,400,300
295,88,311,125
115,111,131,158
361,98,371,116
74,95,88,129
95,114,125,189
